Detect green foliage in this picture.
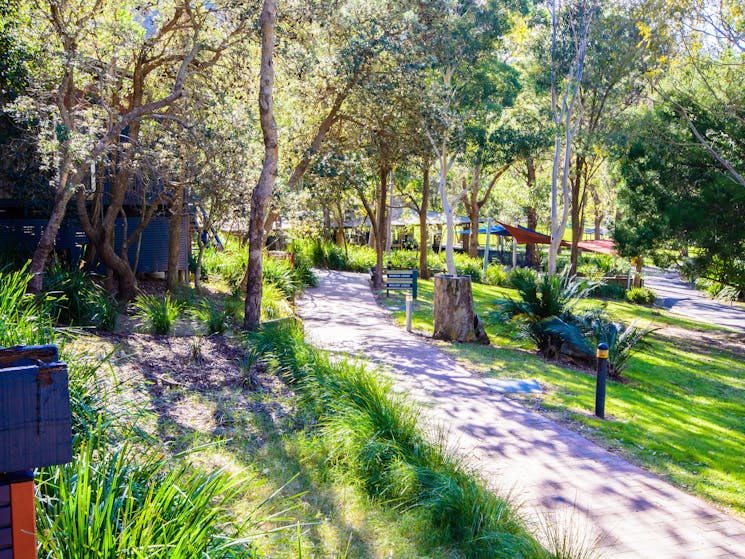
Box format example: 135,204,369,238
36,434,248,559
263,257,302,299
223,290,245,323
133,294,182,335
626,287,656,305
191,298,229,334
593,282,627,300
496,270,595,357
202,237,248,288
44,264,118,328
0,264,54,346
247,322,551,559
544,310,656,379
484,263,509,287
451,253,483,282
292,249,319,288
576,254,630,278
291,239,376,272
614,102,745,287
386,249,419,269
261,282,294,321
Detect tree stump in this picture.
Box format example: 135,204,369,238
433,274,490,344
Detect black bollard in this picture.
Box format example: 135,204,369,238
595,342,609,419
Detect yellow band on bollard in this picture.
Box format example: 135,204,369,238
597,349,609,359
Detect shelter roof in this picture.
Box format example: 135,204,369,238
575,239,618,255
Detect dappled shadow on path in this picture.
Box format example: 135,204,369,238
298,270,745,559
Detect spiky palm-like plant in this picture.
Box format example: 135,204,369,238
497,268,596,358
544,310,656,379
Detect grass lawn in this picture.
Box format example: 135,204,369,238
386,279,745,518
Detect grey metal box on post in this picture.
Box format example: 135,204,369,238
0,345,73,472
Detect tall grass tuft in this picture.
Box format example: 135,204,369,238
246,322,573,559
36,433,250,559
191,298,229,334
263,257,302,299
133,294,182,335
0,264,55,346
261,282,294,321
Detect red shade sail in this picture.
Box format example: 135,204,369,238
575,239,618,255
496,222,570,246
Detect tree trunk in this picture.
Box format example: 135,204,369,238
243,0,278,331
195,241,205,294
524,159,538,267
569,155,584,275
526,206,538,268
466,164,482,258
418,162,430,280
385,170,393,253
432,275,489,344
592,185,603,240
373,164,389,288
28,185,74,293
166,191,184,291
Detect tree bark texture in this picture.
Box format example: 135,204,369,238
524,159,538,267
372,165,389,288
432,275,489,344
418,162,430,279
166,189,185,291
243,0,278,330
28,186,74,293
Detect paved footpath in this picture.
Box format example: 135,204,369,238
297,270,745,559
644,267,745,333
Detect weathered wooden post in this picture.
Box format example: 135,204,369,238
0,345,72,559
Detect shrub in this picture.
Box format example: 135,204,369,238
133,294,182,335
484,263,509,287
291,249,318,288
497,269,596,358
261,282,293,321
544,310,656,379
594,282,627,300
202,236,248,288
451,253,483,282
223,289,244,323
626,286,656,305
44,264,110,326
387,250,419,270
263,256,301,298
191,298,229,334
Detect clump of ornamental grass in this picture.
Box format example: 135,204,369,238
245,321,587,559
133,293,182,335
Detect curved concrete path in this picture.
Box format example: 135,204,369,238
297,270,745,559
644,268,745,333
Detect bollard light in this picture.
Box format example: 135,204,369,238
595,342,609,419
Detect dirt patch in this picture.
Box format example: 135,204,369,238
105,332,246,390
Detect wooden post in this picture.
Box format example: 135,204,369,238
0,472,36,559
0,345,73,559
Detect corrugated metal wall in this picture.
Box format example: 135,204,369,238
0,216,189,273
